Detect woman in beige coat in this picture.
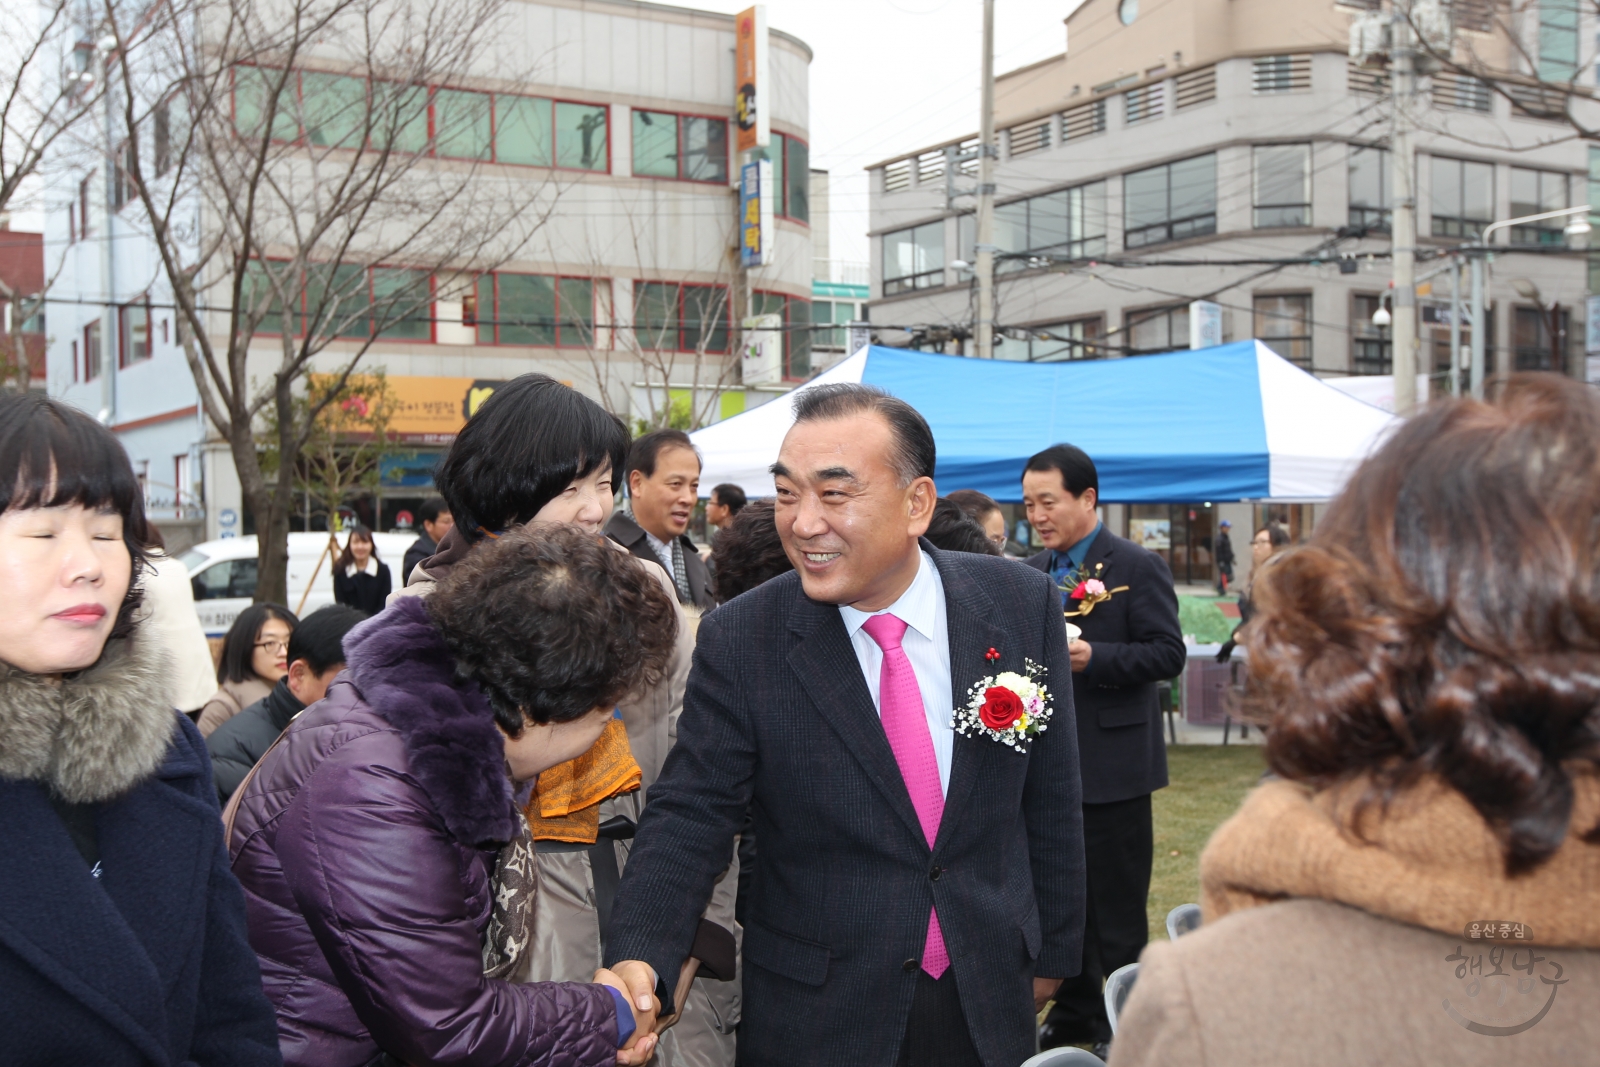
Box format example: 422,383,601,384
1113,374,1600,1067
196,602,296,734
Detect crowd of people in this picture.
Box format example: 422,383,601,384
1,369,1596,1067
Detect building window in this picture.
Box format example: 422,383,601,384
1126,304,1189,354
474,273,593,347
1124,153,1216,248
1254,293,1311,368
247,260,435,340
960,181,1108,266
883,221,945,295
119,300,152,367
1540,0,1581,82
233,66,299,142
1020,316,1104,361
435,88,492,160
1430,157,1494,239
1348,145,1391,230
83,321,102,381
633,282,730,353
79,175,93,238
811,296,863,349
112,142,137,209
632,111,729,183
304,73,369,150
1253,54,1312,94
1351,293,1390,374
496,96,552,165
1590,146,1600,292
70,339,80,382
554,102,609,171
754,291,812,378
1253,144,1310,228
1513,305,1567,371
1509,168,1568,245
786,136,809,223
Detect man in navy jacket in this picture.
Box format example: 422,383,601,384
1022,443,1186,1051
606,385,1086,1067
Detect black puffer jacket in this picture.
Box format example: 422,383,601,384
207,677,304,803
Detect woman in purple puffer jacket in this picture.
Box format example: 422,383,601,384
228,525,678,1067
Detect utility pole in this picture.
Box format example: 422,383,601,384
1448,255,1461,397
974,0,996,359
1390,0,1418,415
1468,255,1485,399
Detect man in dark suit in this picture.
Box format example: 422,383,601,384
1021,444,1186,1053
606,429,716,611
605,384,1085,1067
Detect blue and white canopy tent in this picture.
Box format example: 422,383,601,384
690,340,1398,503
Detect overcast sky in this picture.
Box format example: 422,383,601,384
691,0,1079,268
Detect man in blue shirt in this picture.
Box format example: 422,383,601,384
1022,444,1186,1056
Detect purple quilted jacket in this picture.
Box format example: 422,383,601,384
228,597,620,1067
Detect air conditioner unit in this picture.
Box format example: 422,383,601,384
1411,0,1453,52
1349,12,1390,68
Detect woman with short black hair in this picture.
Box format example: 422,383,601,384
0,393,281,1066
710,500,794,604
198,601,298,735
231,524,677,1067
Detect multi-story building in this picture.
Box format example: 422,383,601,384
45,0,812,548
0,223,47,393
864,0,1596,585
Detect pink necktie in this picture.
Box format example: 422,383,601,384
861,613,949,979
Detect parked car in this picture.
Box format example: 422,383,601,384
181,532,416,636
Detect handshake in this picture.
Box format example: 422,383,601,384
594,958,700,1066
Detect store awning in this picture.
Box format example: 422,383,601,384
690,341,1398,503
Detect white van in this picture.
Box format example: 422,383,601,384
180,531,420,637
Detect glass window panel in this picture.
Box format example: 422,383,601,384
1541,171,1566,212
476,274,495,344
372,83,429,153
1432,157,1463,217
1254,145,1309,226
786,137,809,221
373,268,431,340
1028,191,1070,251
1539,0,1580,81
914,221,944,275
757,135,785,216
994,201,1027,254
498,273,555,345
1129,309,1170,352
555,102,608,171
1124,165,1169,230
634,282,678,349
1349,147,1389,208
243,260,294,334
234,67,298,141
558,277,593,345
957,213,974,262
1462,160,1493,221
436,89,491,160
122,303,150,364
682,285,729,353
632,110,679,178
495,95,551,165
786,298,811,378
682,116,728,183
306,263,369,338
1510,167,1540,218
751,290,785,318
1170,153,1217,221
303,73,366,149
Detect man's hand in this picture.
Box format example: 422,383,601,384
654,957,701,1034
1034,976,1064,1012
1069,638,1093,673
596,963,659,1064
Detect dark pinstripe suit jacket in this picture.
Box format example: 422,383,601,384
607,542,1086,1067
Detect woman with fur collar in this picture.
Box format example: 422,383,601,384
230,524,677,1066
0,394,282,1066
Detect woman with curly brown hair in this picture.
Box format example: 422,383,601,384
1111,374,1600,1067
229,525,678,1067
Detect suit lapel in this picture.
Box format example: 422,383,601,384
0,780,171,1063
787,589,927,846
929,547,1011,855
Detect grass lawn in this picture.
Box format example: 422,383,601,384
1176,595,1239,645
1147,745,1267,941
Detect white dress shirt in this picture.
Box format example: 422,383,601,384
838,551,954,795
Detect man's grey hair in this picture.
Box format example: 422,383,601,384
789,383,936,487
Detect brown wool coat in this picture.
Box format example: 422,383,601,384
1110,777,1600,1067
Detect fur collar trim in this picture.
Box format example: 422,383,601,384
0,638,176,802
342,596,515,846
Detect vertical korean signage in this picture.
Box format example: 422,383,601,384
740,159,774,268
1189,300,1223,350
735,5,769,153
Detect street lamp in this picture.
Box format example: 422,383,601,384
1458,204,1592,400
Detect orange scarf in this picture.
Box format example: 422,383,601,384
525,717,641,844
